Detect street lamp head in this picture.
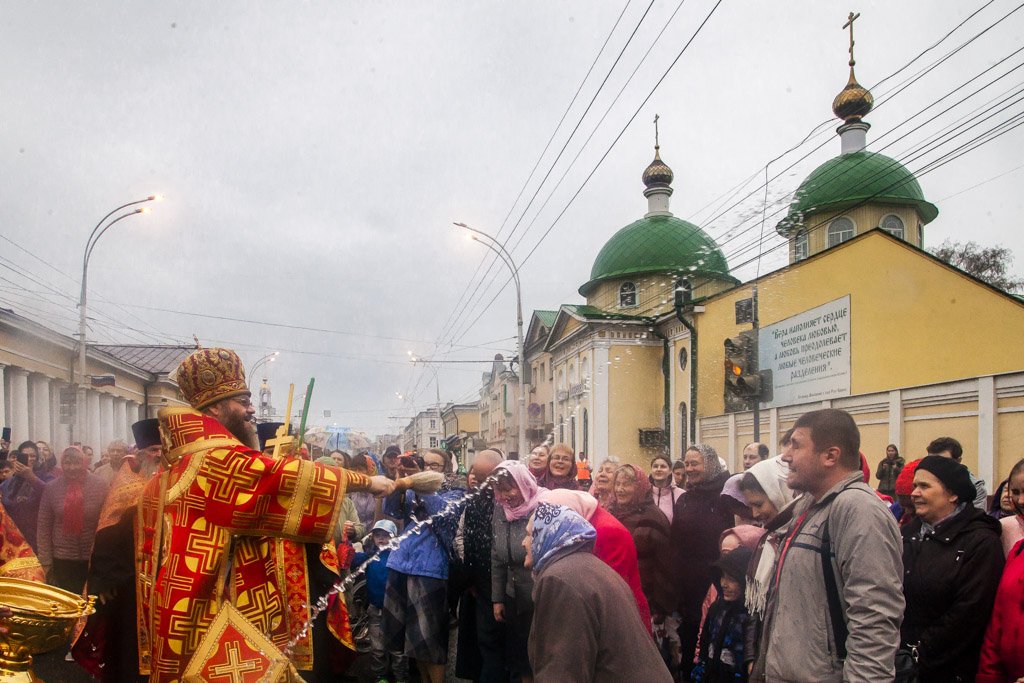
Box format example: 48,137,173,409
138,207,152,214
273,351,280,356
149,195,165,201
269,357,276,363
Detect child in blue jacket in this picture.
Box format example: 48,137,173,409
352,520,409,683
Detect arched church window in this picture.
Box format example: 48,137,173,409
917,221,924,245
880,214,904,239
619,281,637,308
794,230,809,261
580,356,589,380
827,216,855,247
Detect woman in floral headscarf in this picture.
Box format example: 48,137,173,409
491,460,546,681
525,503,672,683
670,444,734,679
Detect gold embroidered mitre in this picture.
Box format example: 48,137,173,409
175,348,250,410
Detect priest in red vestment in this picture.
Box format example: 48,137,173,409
135,347,392,682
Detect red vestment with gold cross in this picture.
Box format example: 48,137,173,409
135,407,370,683
0,499,44,582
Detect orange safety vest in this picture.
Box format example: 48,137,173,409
577,458,591,481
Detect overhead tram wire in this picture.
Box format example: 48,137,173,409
442,0,727,346
715,68,1024,265
430,1,637,346
709,52,1024,263
431,1,1007,373
716,103,1024,282
447,1,1022,348
720,93,1024,270
435,0,661,354
0,258,169,345
0,229,183,342
425,2,1019,393
442,0,694,347
682,1,1024,246
724,114,1024,279
503,0,691,260
664,32,1024,272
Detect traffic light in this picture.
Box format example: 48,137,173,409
724,332,760,412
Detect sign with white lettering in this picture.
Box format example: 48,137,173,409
758,295,851,408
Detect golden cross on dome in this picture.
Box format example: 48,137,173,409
653,113,660,149
843,11,861,67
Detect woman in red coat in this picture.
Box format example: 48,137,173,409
976,458,1024,683
540,488,652,633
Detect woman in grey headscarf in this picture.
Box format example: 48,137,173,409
669,443,735,679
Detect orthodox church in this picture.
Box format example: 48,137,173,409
523,18,1024,490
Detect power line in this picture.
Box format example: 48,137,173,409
431,1,638,343
444,0,726,345
438,0,661,350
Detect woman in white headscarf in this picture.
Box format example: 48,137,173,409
738,454,798,678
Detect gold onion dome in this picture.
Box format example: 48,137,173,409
833,66,874,123
642,146,674,188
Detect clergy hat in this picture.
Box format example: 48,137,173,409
132,418,162,449
257,422,286,451
174,348,250,410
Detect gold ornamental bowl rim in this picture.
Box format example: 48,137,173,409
0,577,95,618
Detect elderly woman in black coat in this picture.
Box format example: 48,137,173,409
670,443,733,678
901,455,1004,682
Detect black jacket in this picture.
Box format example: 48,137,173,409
670,470,734,614
901,504,1004,682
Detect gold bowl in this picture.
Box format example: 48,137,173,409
0,578,95,682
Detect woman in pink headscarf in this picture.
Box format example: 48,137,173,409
491,460,546,680
539,488,652,633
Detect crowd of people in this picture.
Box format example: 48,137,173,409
2,397,1023,682
340,413,1024,683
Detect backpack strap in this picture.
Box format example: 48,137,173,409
818,483,877,662
820,514,849,660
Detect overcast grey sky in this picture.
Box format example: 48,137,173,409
2,1,1021,437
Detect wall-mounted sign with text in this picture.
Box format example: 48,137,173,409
758,295,851,408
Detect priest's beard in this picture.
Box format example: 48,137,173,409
224,413,259,451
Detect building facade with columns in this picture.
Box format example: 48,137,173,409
0,308,190,453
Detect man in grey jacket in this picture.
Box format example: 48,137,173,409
753,409,904,682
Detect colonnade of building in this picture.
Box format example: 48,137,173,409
0,362,144,452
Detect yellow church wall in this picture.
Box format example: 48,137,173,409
904,401,977,419
696,231,1024,418
904,416,980,476
996,412,1024,483
560,317,583,339
794,205,922,261
588,275,734,318
607,343,664,466
858,421,892,486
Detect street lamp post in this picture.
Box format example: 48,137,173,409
454,222,528,457
250,351,279,378
76,196,161,442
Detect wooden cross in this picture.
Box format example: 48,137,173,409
267,424,294,459
843,11,860,66
653,113,660,148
